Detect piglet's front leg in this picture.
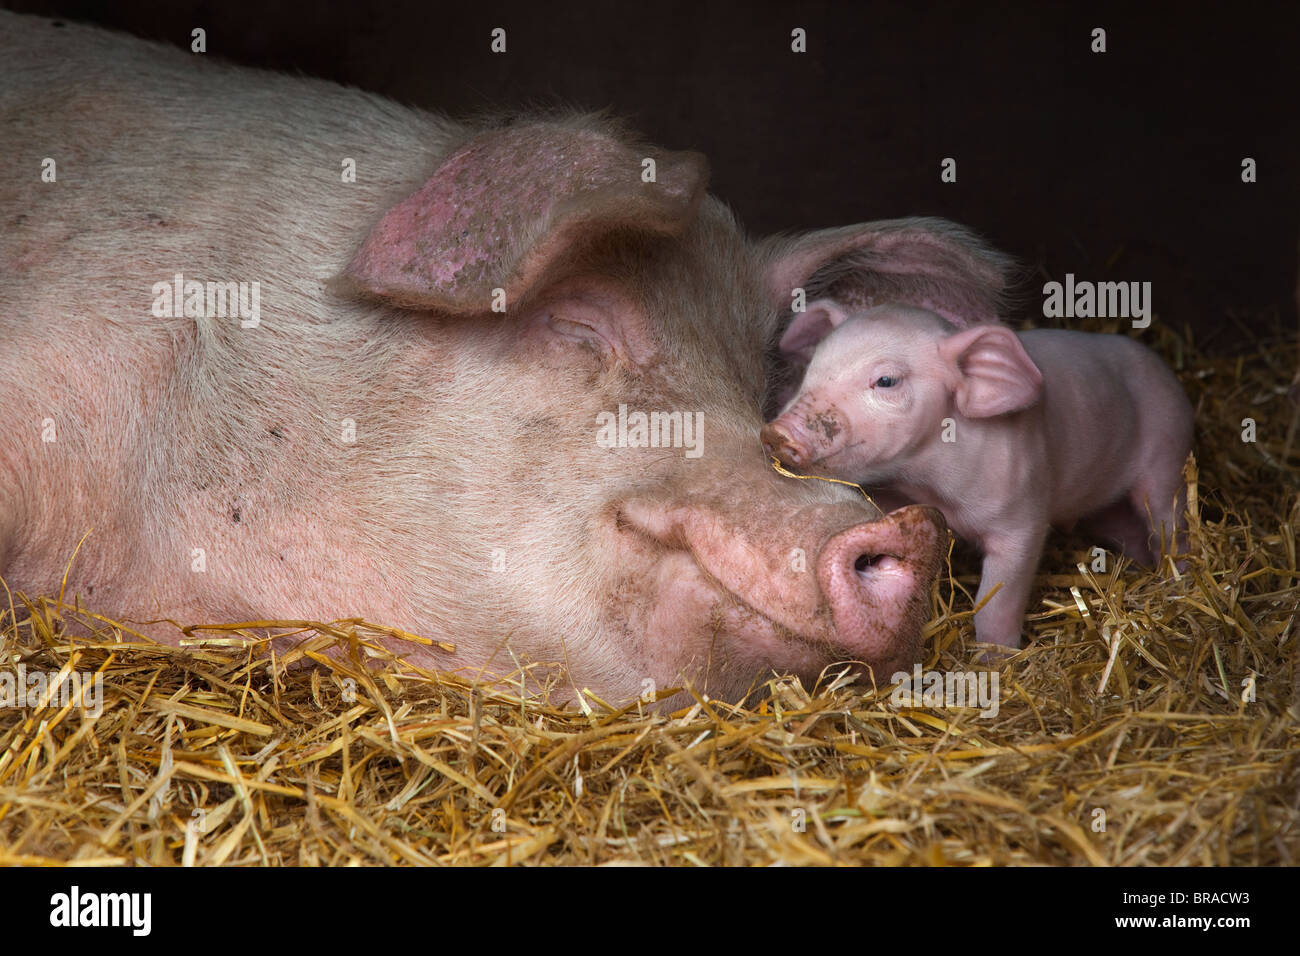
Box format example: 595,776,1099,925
972,525,1050,649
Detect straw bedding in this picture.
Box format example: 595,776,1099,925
1,312,1297,866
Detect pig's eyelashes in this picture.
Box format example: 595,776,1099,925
546,315,613,352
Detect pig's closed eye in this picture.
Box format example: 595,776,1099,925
547,315,612,351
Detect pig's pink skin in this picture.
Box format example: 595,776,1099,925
770,304,1194,648
0,14,1030,705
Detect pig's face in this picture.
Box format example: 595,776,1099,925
765,303,958,481
360,206,948,703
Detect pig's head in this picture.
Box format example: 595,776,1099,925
335,117,1012,705
762,303,1044,482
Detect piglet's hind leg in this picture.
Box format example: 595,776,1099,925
1129,469,1189,568
1084,498,1156,566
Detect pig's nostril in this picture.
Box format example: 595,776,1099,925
854,552,901,574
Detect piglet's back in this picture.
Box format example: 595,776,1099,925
1018,329,1190,508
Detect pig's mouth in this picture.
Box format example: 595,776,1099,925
613,503,835,647
612,499,945,682
806,437,872,471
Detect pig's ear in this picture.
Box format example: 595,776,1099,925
778,298,850,363
940,325,1043,418
762,217,1015,328
342,120,708,313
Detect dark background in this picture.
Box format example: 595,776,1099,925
5,0,1298,349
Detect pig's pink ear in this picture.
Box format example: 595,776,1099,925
762,217,1015,328
342,120,708,313
778,298,850,363
940,325,1043,418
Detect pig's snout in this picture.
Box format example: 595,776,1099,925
761,419,809,467
816,504,947,668
616,494,946,686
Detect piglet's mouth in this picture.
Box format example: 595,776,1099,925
760,426,869,475
803,438,874,473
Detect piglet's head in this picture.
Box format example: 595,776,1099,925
764,305,1044,483
765,302,953,478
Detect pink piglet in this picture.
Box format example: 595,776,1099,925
762,300,1194,648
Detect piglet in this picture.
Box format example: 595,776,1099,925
762,300,1194,648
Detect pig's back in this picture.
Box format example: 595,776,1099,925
0,11,457,338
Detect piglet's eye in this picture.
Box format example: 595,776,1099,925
874,375,898,388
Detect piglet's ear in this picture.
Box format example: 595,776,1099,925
343,120,707,314
940,325,1043,418
777,298,850,364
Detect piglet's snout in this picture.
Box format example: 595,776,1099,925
815,504,947,665
760,419,809,467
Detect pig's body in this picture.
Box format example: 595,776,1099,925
763,303,1193,648
0,16,457,644
1,14,1026,703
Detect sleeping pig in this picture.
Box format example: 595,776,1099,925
0,12,1026,704
761,300,1194,649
